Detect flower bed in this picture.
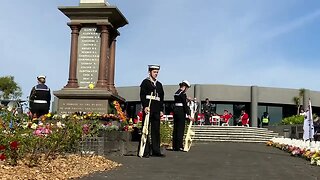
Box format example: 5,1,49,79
0,99,174,170
0,101,134,178
266,138,320,166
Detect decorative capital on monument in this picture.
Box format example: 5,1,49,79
80,0,109,5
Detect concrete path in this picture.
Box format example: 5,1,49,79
80,142,320,180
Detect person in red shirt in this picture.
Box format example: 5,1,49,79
220,110,232,126
137,110,143,122
240,109,249,126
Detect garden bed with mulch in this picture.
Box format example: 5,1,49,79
0,154,120,180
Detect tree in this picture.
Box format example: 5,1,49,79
299,88,305,109
293,96,300,115
0,76,22,100
293,88,306,115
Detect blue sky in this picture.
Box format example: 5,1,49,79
1,0,320,99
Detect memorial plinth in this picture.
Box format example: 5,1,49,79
54,2,128,114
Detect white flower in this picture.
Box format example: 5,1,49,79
57,121,62,128
31,123,38,130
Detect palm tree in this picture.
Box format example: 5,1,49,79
293,96,300,115
299,88,305,110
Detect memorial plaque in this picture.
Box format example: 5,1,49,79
77,27,101,88
58,99,108,114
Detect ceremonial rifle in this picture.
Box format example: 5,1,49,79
138,92,153,157
183,100,196,152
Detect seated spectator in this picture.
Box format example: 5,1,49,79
136,109,143,123
197,113,205,125
237,109,249,126
220,110,232,126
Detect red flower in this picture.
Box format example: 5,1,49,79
0,145,5,151
10,141,19,150
0,153,5,161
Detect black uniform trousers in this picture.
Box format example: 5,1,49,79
173,106,186,150
139,111,161,156
204,113,211,125
30,103,49,117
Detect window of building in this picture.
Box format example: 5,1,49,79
216,104,233,116
267,106,283,125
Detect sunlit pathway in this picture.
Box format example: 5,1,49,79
80,142,320,180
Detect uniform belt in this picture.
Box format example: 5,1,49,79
146,95,160,101
175,103,183,106
33,100,47,103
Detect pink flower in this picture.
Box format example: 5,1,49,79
82,124,90,134
0,145,5,151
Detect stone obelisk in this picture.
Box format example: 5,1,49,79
53,0,128,114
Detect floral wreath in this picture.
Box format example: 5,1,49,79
113,101,127,121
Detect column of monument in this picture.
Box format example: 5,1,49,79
65,24,80,88
107,33,117,93
95,24,109,88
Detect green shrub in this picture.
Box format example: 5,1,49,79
160,121,172,145
281,115,304,125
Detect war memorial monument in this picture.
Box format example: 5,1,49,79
54,0,128,114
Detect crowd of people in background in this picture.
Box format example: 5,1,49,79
133,99,254,127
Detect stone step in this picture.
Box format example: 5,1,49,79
193,130,275,134
194,134,276,138
193,139,268,143
194,131,278,135
194,130,278,135
192,127,277,133
188,126,279,143
194,134,274,138
193,137,273,141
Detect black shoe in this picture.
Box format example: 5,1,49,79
137,153,149,158
143,154,150,158
152,153,166,157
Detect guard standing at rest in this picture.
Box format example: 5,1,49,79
29,75,51,117
138,65,165,157
202,98,214,125
172,80,193,151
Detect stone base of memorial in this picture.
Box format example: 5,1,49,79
268,124,304,139
80,130,139,156
53,88,125,114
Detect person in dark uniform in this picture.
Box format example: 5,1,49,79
202,98,214,125
172,80,194,151
29,75,51,117
139,65,165,157
261,112,270,128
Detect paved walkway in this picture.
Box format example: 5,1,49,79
80,143,320,180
